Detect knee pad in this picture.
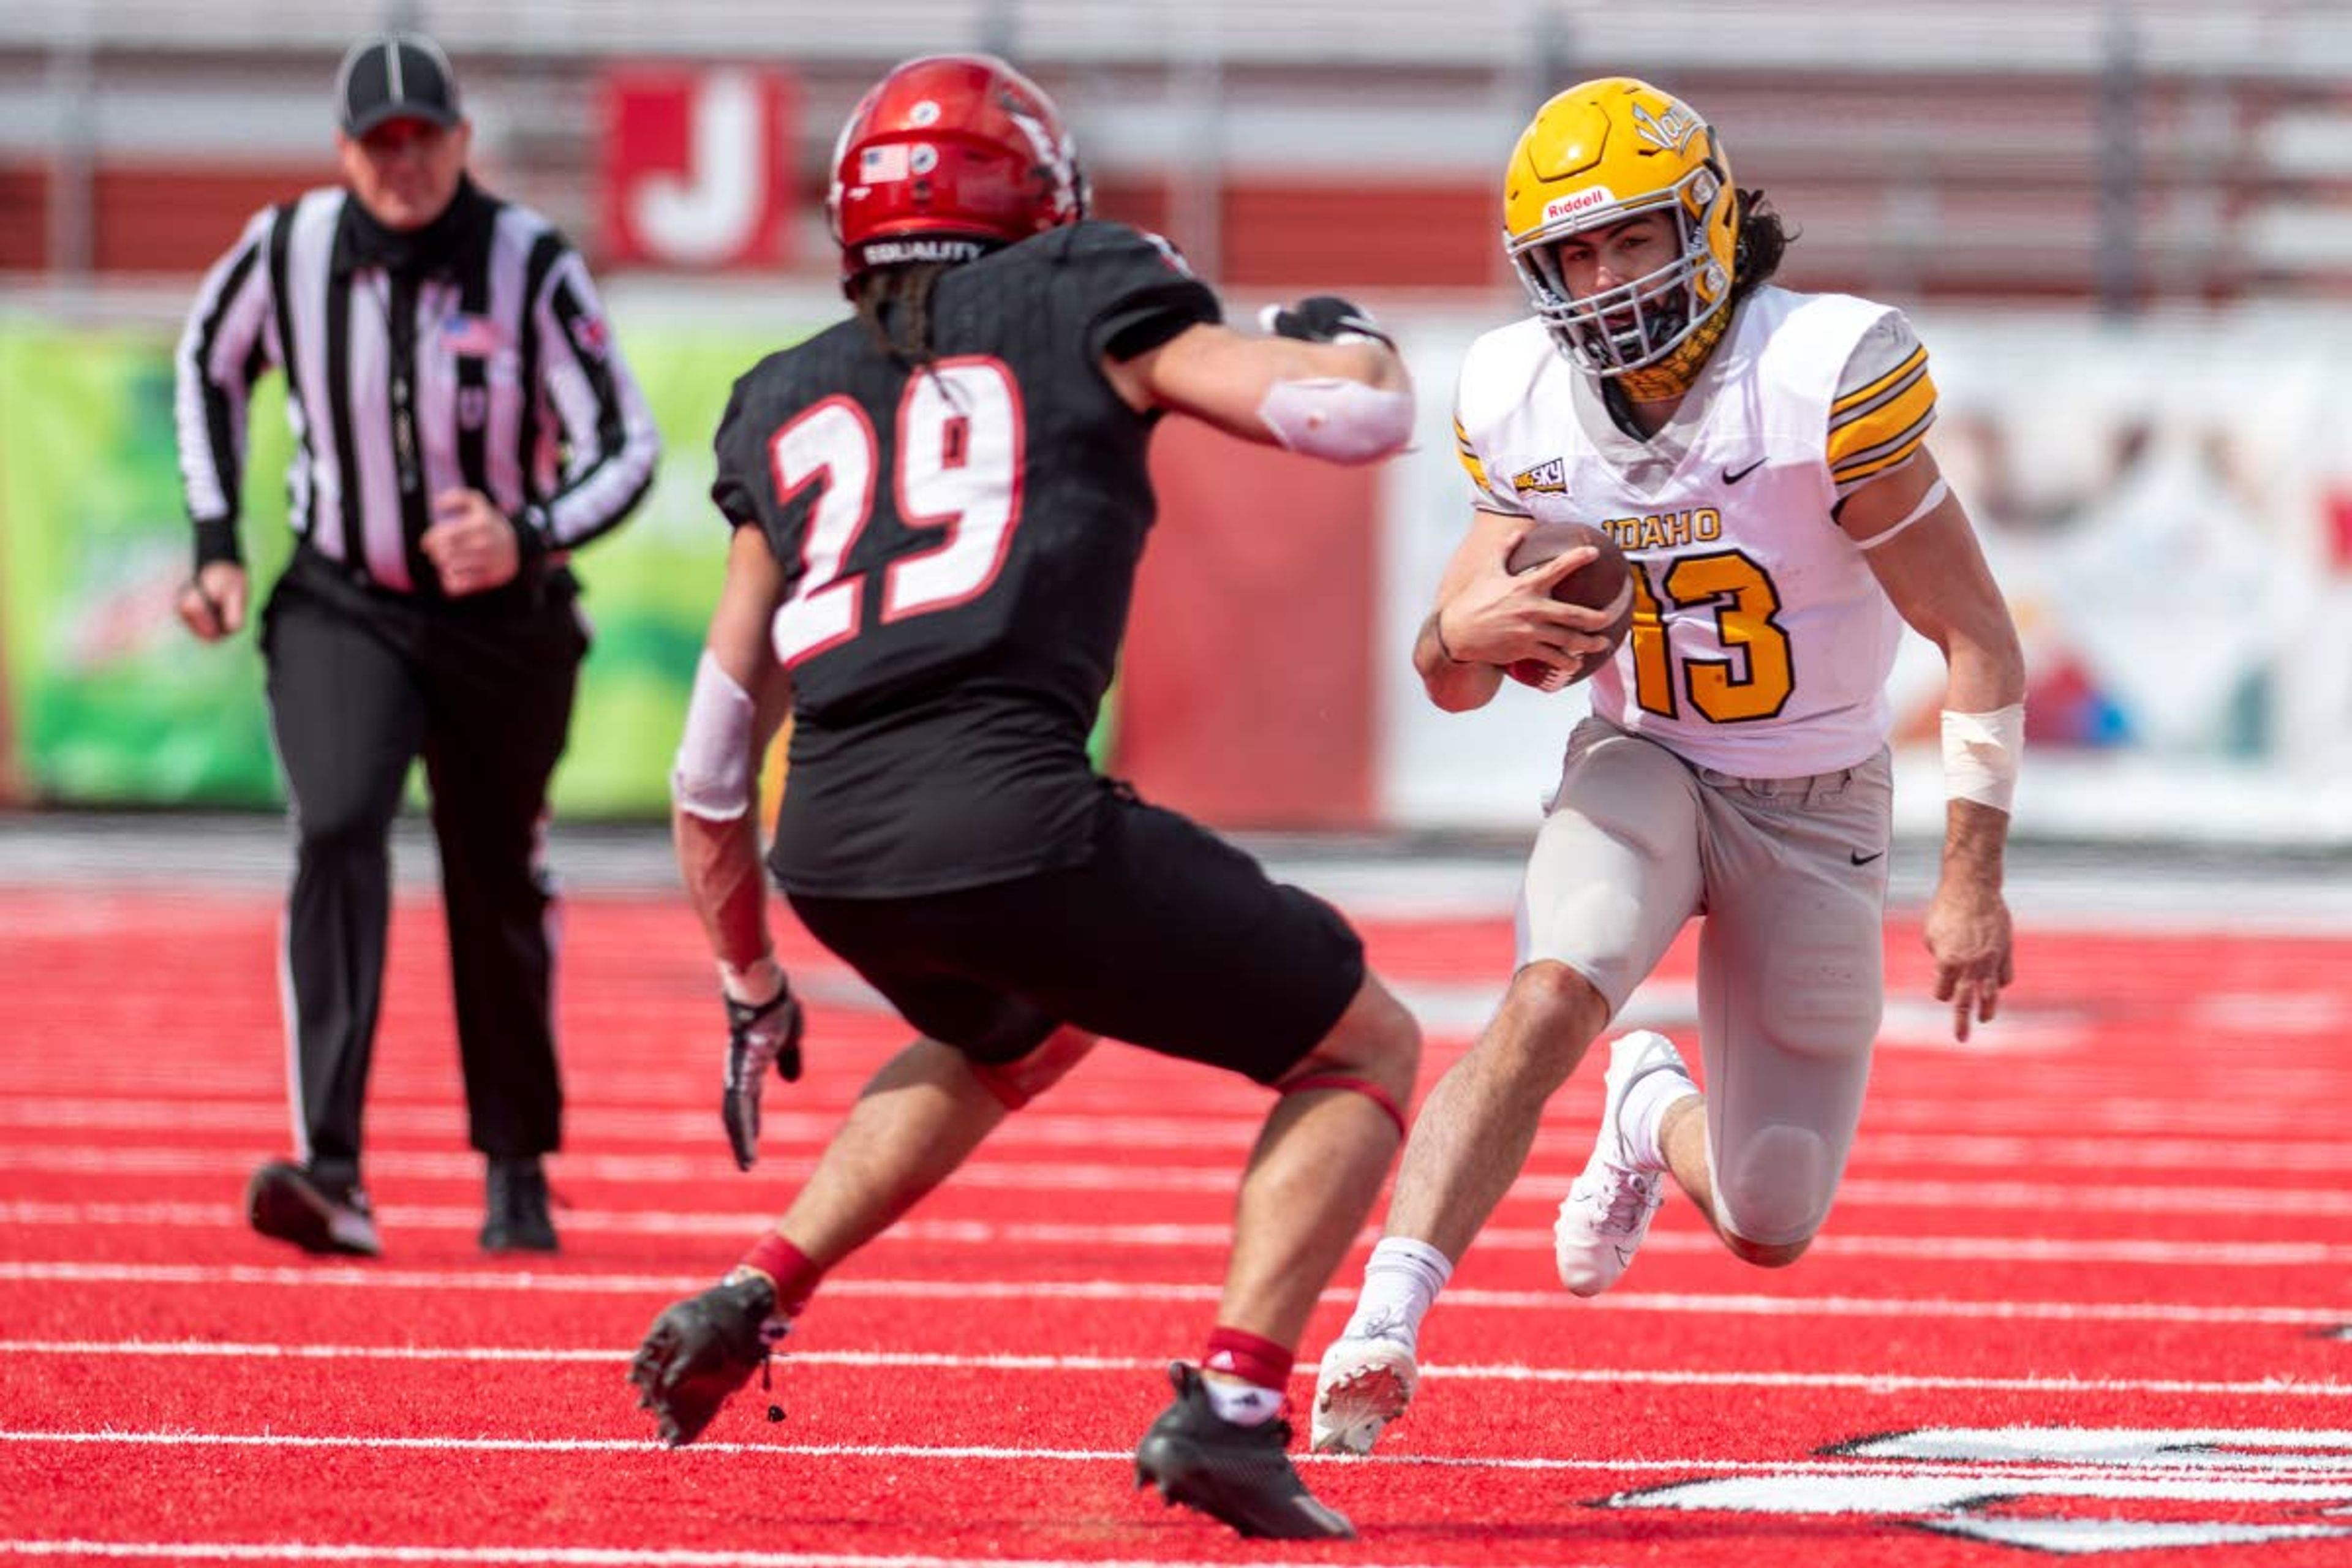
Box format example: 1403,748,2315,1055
1757,945,1883,1065
1711,1121,1836,1248
1278,1071,1407,1140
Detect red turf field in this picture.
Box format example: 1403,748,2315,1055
4,881,2351,1565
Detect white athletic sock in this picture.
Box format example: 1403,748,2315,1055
1618,1062,1700,1173
1339,1236,1454,1347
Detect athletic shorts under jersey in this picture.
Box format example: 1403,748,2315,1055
709,221,1219,898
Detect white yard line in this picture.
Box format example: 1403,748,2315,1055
1,1338,2344,1401
0,1542,1500,1568
4,1427,2351,1485
2,1094,2347,1141
0,1261,2340,1325
2,1144,2349,1218
0,1200,2341,1270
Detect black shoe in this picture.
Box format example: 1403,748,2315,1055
1135,1361,1354,1540
628,1273,788,1446
480,1156,558,1253
246,1160,381,1257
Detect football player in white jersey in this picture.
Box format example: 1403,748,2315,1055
1310,77,2026,1457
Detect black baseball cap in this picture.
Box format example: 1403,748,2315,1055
336,32,462,137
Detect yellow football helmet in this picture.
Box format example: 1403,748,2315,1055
1502,77,1739,382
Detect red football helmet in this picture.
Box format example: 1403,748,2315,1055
828,54,1088,286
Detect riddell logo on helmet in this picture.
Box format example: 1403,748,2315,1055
1544,187,1616,224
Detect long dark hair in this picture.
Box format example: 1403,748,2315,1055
851,262,954,367
1730,188,1793,302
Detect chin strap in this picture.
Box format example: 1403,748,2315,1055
1616,297,1733,401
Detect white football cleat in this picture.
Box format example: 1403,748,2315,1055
1310,1329,1417,1455
1554,1030,1694,1297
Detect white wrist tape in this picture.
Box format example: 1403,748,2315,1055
1942,703,2023,813
1257,379,1413,465
718,954,785,1007
671,650,756,821
1854,477,1948,552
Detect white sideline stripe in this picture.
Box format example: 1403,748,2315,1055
0,1147,1246,1192
2,1201,2343,1270
1,1262,2339,1325
23,1128,2352,1175
5,1340,2348,1401
1842,1101,2319,1136
7,1430,2352,1487
0,1101,1296,1150
18,1112,2352,1175
1836,1178,2352,1217
0,1545,1469,1568
0,1547,1429,1568
1866,1131,2352,1174
3,1094,2342,1146
8,1144,2352,1219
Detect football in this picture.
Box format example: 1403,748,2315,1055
1502,521,1635,691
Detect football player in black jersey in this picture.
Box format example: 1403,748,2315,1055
626,55,1421,1541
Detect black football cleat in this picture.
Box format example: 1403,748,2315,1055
628,1273,787,1446
1134,1361,1355,1540
246,1160,381,1257
480,1156,559,1254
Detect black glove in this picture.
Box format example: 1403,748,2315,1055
1258,294,1395,349
722,984,804,1172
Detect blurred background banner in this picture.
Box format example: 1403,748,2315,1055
1378,309,2352,843
0,320,290,804
599,66,799,271
4,1,2351,843
0,314,821,815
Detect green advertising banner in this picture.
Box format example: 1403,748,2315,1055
0,316,820,817
0,324,293,804
536,326,813,816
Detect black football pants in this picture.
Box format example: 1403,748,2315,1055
261,550,585,1193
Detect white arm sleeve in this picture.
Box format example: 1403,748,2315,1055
671,651,757,821
1256,379,1414,465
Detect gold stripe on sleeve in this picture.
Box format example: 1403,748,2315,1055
1831,344,1929,416
1831,423,1933,488
1827,371,1937,473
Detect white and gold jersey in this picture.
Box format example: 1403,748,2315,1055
1453,284,1935,778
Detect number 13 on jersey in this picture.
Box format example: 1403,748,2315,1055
1627,548,1795,723
767,357,1027,666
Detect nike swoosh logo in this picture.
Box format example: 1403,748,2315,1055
1850,849,1885,865
1721,459,1765,484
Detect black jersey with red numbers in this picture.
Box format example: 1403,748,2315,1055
710,221,1221,897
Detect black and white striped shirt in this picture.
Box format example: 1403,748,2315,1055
175,183,659,594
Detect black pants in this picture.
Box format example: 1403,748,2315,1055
261,548,586,1191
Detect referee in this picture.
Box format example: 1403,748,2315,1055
172,31,660,1257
